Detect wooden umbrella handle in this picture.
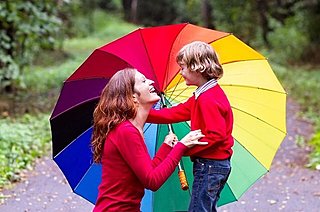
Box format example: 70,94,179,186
160,94,189,191
178,163,189,190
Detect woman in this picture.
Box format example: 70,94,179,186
91,68,207,212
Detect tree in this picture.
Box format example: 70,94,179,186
0,0,62,92
135,0,184,26
122,0,138,23
256,0,271,47
201,0,215,29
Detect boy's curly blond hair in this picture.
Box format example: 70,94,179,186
176,41,223,80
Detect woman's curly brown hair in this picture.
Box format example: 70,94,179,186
91,68,137,163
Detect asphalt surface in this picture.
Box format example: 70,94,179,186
0,98,319,212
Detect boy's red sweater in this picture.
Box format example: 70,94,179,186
147,85,234,160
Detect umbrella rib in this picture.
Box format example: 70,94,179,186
235,122,285,162
167,89,190,103
227,142,268,200
138,28,161,91
50,96,100,120
53,126,94,159
234,139,271,171
143,122,153,133
162,28,229,92
162,24,188,90
207,33,231,45
220,84,287,94
232,106,286,135
221,183,237,205
73,163,95,193
234,122,275,156
165,75,195,104
65,76,110,83
166,74,186,100
226,93,283,113
221,58,266,66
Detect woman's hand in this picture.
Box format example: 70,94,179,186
164,132,178,147
179,129,207,148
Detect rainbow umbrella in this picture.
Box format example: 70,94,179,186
50,23,286,211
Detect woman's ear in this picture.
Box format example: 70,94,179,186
132,93,139,104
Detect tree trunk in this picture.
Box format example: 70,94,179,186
131,0,138,23
122,0,132,21
256,0,270,47
201,0,215,29
122,0,138,23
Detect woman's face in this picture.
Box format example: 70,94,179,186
134,71,160,105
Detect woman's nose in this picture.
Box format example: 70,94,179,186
148,79,154,84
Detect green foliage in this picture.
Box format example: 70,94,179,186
96,0,122,11
0,114,51,188
21,11,137,95
183,0,202,24
268,13,308,65
213,0,259,44
57,0,96,38
0,0,62,90
273,64,320,117
307,132,320,170
137,0,184,26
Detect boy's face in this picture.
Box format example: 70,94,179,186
180,65,206,87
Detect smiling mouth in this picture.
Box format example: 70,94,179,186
150,87,161,97
149,87,156,93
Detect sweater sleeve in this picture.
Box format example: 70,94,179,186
146,97,193,124
151,143,172,167
116,126,188,191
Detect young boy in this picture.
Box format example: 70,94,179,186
147,41,234,211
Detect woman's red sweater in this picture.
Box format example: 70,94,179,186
93,120,188,212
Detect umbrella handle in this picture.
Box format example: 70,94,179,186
160,95,189,191
178,164,189,190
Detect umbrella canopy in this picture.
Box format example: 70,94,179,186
50,23,287,211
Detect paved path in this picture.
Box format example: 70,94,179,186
0,99,319,212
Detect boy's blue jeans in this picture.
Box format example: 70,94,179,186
188,158,231,212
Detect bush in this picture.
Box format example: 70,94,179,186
0,114,51,188
268,14,308,65
307,131,320,170
0,1,62,91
